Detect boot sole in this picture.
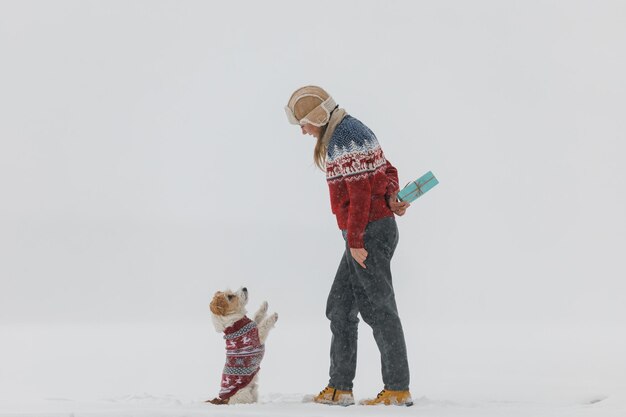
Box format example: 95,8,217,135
359,399,414,406
314,399,355,407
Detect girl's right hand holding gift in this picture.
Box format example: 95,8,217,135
387,193,410,216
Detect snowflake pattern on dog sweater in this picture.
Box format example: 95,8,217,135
218,316,265,400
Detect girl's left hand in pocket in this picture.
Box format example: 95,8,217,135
350,247,368,269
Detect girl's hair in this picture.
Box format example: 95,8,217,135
313,125,328,170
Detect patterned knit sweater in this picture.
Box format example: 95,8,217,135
218,316,265,400
326,116,400,248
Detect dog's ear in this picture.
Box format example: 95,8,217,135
210,293,228,316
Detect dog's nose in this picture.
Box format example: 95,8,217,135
242,287,248,293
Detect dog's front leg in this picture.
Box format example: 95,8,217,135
253,301,268,324
258,312,278,343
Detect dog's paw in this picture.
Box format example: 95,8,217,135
258,312,278,342
206,397,228,405
259,301,268,314
269,312,278,324
254,301,269,324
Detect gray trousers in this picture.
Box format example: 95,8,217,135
326,216,410,391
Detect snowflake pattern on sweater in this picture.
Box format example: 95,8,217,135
218,316,265,400
325,116,400,248
326,117,387,182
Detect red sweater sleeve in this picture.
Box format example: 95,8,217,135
345,176,372,249
384,160,400,197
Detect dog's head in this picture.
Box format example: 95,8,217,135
210,287,248,332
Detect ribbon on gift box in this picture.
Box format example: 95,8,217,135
397,171,439,203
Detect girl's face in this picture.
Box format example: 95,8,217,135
301,123,322,139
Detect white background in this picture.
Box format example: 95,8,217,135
1,1,625,415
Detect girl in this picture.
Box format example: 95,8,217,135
285,86,413,406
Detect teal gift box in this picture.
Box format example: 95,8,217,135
397,171,439,203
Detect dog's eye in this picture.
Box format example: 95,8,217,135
227,295,234,301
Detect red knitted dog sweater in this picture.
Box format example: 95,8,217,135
218,317,265,401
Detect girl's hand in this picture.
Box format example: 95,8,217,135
350,247,368,269
387,193,410,216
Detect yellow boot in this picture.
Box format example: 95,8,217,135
313,386,355,406
360,389,413,406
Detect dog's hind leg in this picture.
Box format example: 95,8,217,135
258,312,278,343
254,301,268,324
228,375,259,404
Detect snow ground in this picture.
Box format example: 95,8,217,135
1,321,625,417
1,393,625,417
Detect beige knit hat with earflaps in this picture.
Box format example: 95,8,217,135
285,86,337,127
